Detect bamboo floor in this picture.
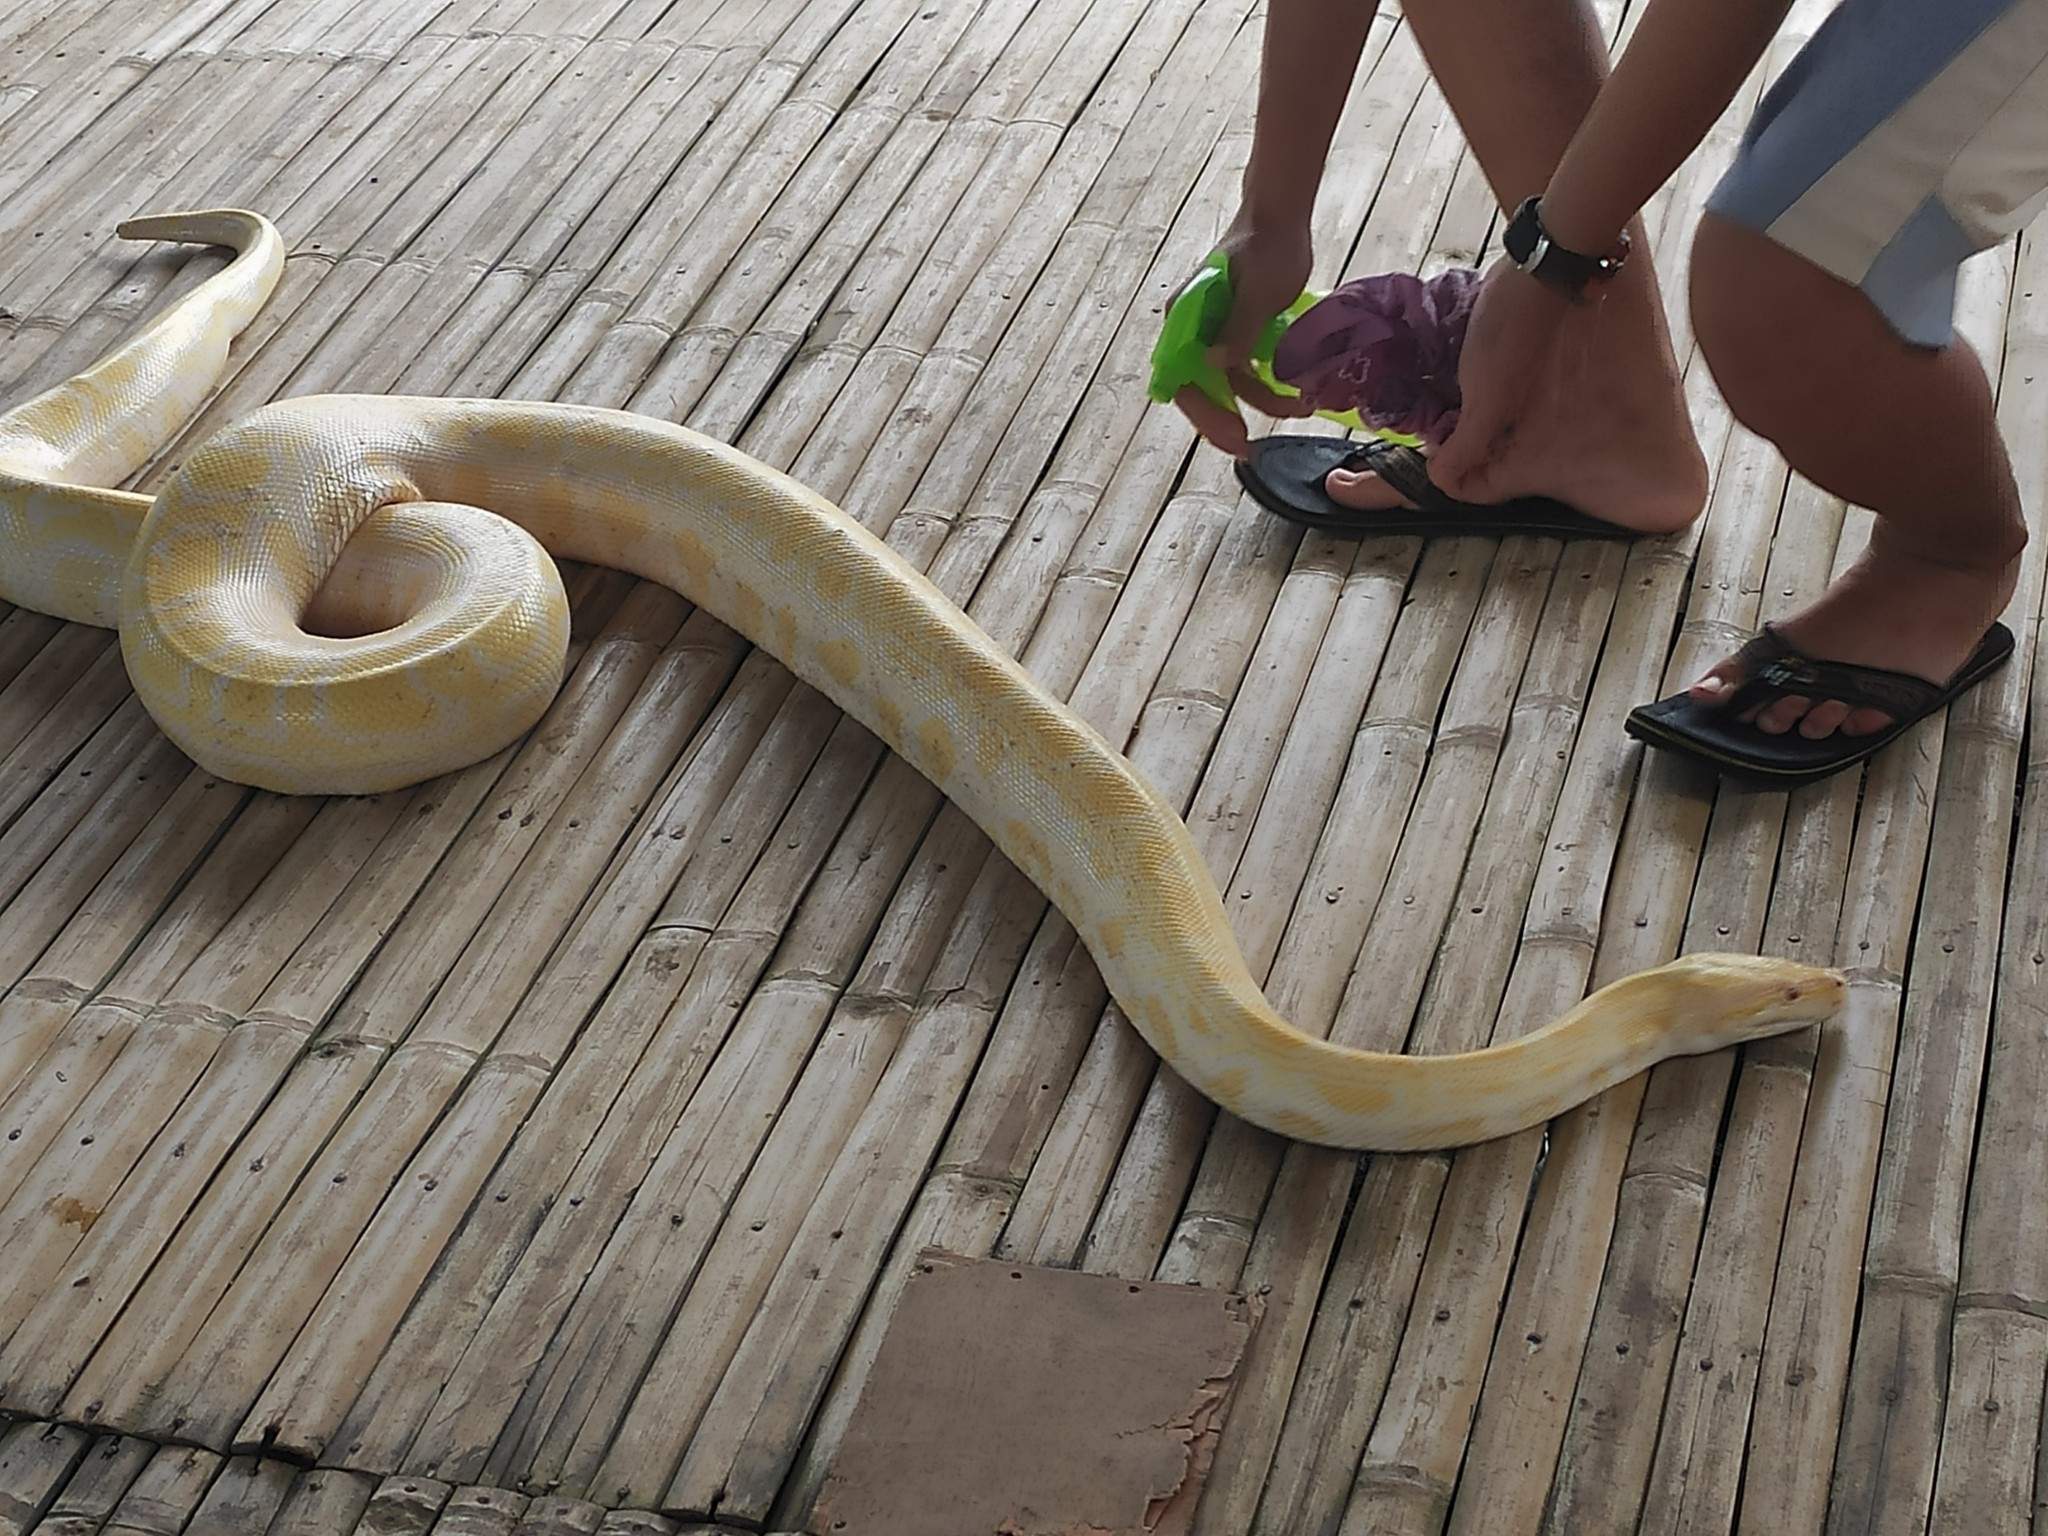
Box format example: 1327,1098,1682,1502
2,0,2046,1531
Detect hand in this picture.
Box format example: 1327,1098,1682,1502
1427,256,1584,502
1170,219,1316,458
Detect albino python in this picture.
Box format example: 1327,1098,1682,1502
0,212,1846,1150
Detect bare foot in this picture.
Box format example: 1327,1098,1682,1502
1686,535,2021,739
1327,258,1707,535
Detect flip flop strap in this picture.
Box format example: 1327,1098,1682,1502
1344,439,1452,514
1726,626,1946,718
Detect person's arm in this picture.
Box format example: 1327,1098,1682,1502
1531,0,1795,256
1174,0,1376,454
1232,0,1377,244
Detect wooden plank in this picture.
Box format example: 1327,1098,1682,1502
264,1468,379,1535
0,701,166,916
185,1455,297,1536
0,1420,89,1535
64,592,687,1435
632,844,1035,1512
351,1476,454,1536
482,745,935,1497
234,630,790,1458
0,792,311,1243
116,602,726,1450
510,1496,606,1536
0,628,116,783
397,42,730,395
17,1434,157,1536
340,670,820,1477
98,1444,221,1536
427,1485,531,1535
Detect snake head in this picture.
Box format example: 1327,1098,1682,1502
1662,952,1849,1048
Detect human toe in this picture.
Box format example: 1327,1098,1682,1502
1686,664,1742,707
1323,467,1412,511
1838,704,1896,738
1749,695,1812,735
1795,699,1855,739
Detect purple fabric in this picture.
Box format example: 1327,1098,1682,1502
1272,268,1480,445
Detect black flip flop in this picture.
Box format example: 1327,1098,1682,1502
1623,621,2016,787
1234,434,1637,540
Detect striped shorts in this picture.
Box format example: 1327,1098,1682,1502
1707,0,2048,345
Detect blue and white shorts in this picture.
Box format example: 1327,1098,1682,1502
1708,0,2048,346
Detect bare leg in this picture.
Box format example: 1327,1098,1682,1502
1323,0,1706,532
1685,212,2026,738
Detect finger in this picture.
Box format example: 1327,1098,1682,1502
1226,366,1309,420
1210,290,1282,369
1174,385,1250,458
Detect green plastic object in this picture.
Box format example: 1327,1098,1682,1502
1147,252,1362,429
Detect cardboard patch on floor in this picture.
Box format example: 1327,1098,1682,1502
812,1249,1258,1536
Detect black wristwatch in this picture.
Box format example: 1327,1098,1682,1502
1503,195,1630,298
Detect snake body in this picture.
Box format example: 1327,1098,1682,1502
0,213,1846,1149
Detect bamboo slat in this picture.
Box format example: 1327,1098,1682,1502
0,702,169,917
663,460,1253,1507
1817,264,2039,1536
511,1496,606,1536
265,1469,379,1536
61,592,681,1434
0,67,297,348
470,745,930,1494
1554,563,1845,1531
622,837,1037,1510
1046,7,1485,1330
96,1444,220,1536
591,1514,676,1536
1447,451,1817,1535
426,1486,530,1536
0,787,301,1195
1239,528,1626,1535
0,640,140,854
0,628,116,780
323,0,1245,1507
182,1456,297,1536
147,613,738,1452
0,773,415,1386
12,1433,156,1536
351,1475,454,1536
324,666,806,1463
393,44,725,397
0,1420,88,1533
663,108,1286,1536
0,613,63,698
1927,234,2048,1536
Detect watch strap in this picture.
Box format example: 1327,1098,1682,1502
1503,196,1628,296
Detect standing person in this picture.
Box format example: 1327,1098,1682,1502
1184,0,2037,784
